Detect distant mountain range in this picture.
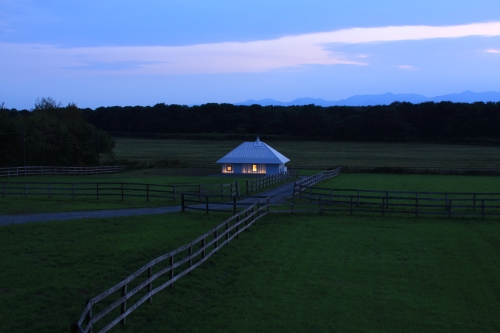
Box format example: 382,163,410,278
235,91,500,107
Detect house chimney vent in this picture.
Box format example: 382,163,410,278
254,137,261,147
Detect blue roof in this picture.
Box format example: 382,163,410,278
216,139,290,164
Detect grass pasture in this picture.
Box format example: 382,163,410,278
113,137,500,168
0,168,259,215
1,213,499,332
0,212,232,333
317,173,500,193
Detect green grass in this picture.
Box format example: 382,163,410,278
317,173,500,193
0,168,276,215
113,137,500,168
3,213,499,332
102,214,500,333
0,212,231,333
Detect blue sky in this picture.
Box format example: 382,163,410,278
1,0,500,109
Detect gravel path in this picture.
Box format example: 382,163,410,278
0,180,297,226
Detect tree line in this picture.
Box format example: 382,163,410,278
0,98,114,167
83,101,500,144
2,99,500,167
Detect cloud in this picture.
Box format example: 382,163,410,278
486,49,500,53
398,65,418,70
2,21,500,76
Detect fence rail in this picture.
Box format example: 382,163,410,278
291,186,500,218
246,170,299,194
72,197,270,333
292,167,340,195
1,181,239,201
0,166,126,178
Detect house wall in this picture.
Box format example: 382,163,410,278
221,163,287,175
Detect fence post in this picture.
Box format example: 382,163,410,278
214,230,218,253
148,266,153,304
205,196,209,214
267,197,270,213
169,255,174,288
236,215,240,238
201,238,206,258
181,194,185,212
85,300,93,333
482,199,485,219
120,284,127,325
189,246,193,269
415,195,418,217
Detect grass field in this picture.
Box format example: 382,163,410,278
0,212,231,333
317,173,500,193
2,148,500,332
113,137,500,168
1,212,499,333
0,168,270,215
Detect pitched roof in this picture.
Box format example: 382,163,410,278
216,138,290,164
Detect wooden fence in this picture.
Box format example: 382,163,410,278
290,186,500,218
292,167,340,195
246,169,299,194
279,165,500,175
0,166,126,177
1,181,239,201
71,197,270,333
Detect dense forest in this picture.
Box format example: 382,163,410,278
84,101,500,144
0,98,114,167
2,100,500,167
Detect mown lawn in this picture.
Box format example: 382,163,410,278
2,212,499,333
113,137,500,168
117,214,500,333
0,212,231,333
318,173,500,193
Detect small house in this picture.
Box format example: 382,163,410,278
216,137,290,175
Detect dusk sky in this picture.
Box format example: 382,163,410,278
1,0,500,109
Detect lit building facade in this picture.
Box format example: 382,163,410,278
216,137,289,175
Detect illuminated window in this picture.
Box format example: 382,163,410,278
252,164,257,172
226,165,232,172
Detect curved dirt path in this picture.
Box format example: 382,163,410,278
0,180,297,226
